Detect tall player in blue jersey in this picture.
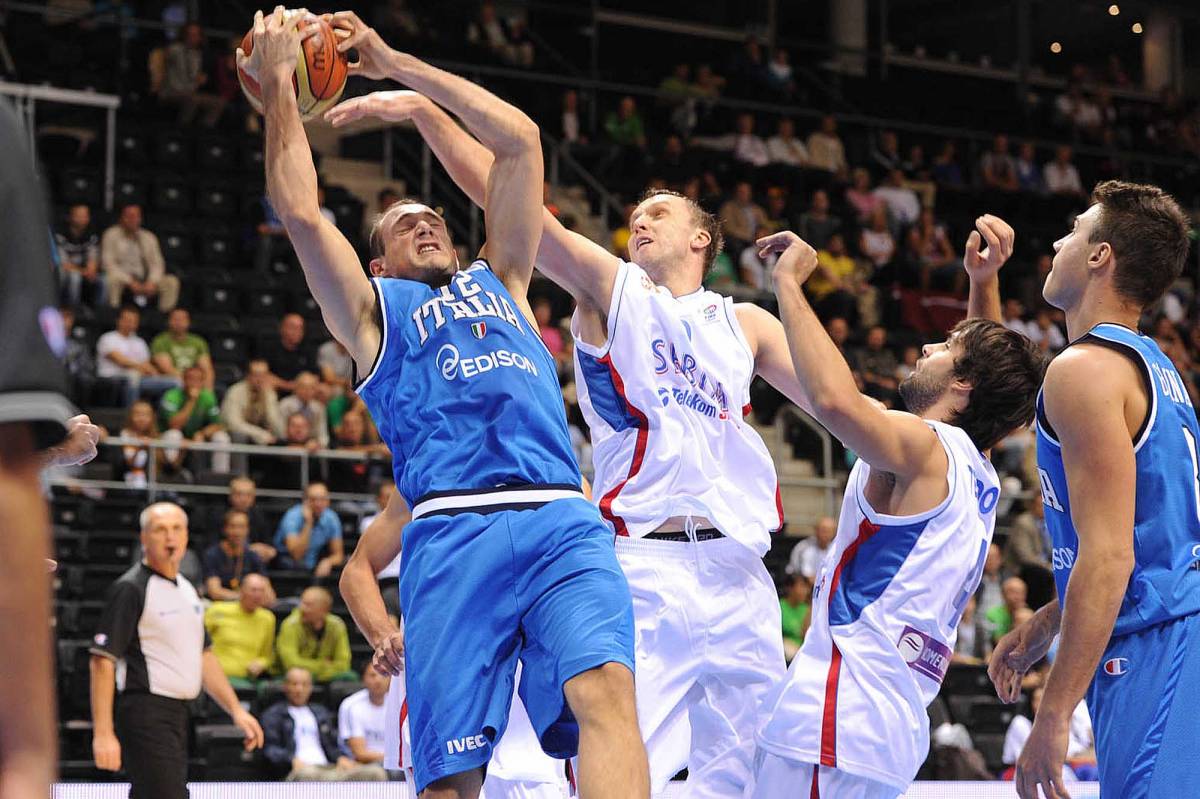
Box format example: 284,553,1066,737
239,9,647,799
985,181,1200,799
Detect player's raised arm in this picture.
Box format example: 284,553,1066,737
238,8,378,374
339,490,408,675
326,12,542,298
963,214,1013,324
762,231,940,476
322,25,619,312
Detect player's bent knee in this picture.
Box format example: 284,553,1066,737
420,767,484,799
563,661,636,726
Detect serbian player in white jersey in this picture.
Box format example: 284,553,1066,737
326,87,843,795
341,491,572,799
749,223,1046,798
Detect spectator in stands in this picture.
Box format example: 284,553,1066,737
533,298,564,356
844,168,883,223
952,596,990,665
980,134,1019,192
1001,298,1037,339
1043,145,1085,197
1054,81,1101,136
604,96,648,176
913,207,958,290
1014,142,1042,193
222,359,284,446
158,364,231,473
806,114,848,177
859,206,896,268
100,204,180,311
986,576,1028,643
1004,495,1052,576
261,667,385,781
116,400,166,487
466,0,533,68
873,169,921,230
931,139,964,187
263,314,315,394
278,372,330,449
766,117,809,168
869,130,903,178
276,588,355,682
693,112,770,169
765,48,795,98
338,666,391,767
1003,687,1093,781
275,482,344,576
825,317,851,357
780,573,811,663
151,308,215,387
738,224,777,292
976,542,1005,618
1030,310,1067,353
719,181,768,254
255,195,291,271
786,516,837,580
653,135,691,185
204,572,276,685
808,233,860,324
59,305,96,404
796,188,841,251
224,475,276,562
257,412,322,490
203,510,267,601
159,22,226,127
327,409,390,493
281,412,321,453
55,204,101,307
317,339,353,394
96,306,180,406
851,326,900,406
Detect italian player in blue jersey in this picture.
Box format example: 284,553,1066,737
986,181,1200,799
239,8,647,798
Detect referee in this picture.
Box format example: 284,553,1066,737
90,502,263,797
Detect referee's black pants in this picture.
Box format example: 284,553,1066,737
116,693,190,799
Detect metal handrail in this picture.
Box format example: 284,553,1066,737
775,404,839,520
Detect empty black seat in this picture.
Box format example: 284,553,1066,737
197,138,237,172
155,131,192,168
152,178,191,213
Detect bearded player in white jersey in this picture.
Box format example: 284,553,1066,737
746,223,1046,798
324,32,848,797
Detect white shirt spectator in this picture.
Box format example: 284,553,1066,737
96,329,151,378
562,110,580,144
338,688,387,758
739,247,776,291
1029,319,1067,352
317,340,354,385
1004,702,1092,764
786,538,830,580
807,131,847,174
288,705,330,766
1003,317,1039,340
692,132,770,167
873,185,920,227
860,229,895,268
278,395,330,448
1043,161,1084,195
766,135,809,167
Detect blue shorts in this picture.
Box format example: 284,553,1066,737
1087,611,1200,797
398,494,635,793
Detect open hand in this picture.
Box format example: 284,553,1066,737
325,90,432,128
963,214,1014,282
326,10,395,81
1015,712,1072,799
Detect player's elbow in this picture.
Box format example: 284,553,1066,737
277,207,323,236
810,390,857,425
496,118,541,157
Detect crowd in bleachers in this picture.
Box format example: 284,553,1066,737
17,0,1200,785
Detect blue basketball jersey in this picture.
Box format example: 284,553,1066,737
1035,323,1200,636
355,260,582,505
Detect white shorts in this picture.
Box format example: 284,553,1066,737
617,535,786,799
748,751,900,799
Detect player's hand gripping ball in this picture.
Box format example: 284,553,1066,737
236,7,349,121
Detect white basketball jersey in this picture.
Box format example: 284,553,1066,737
573,260,781,554
756,421,999,792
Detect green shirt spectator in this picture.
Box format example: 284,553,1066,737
151,308,213,383
781,599,809,644
780,574,812,662
275,587,354,682
986,604,1014,641
604,96,647,149
159,384,221,437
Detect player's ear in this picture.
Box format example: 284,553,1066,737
368,256,386,277
691,226,711,254
1088,241,1112,272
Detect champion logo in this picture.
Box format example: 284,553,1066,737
471,321,487,339
1103,657,1129,676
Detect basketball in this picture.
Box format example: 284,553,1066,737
237,12,348,122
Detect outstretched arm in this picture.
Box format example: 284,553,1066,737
324,93,619,312
328,12,542,297
963,214,1013,324
762,231,940,476
239,9,378,374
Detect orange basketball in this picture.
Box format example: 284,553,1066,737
237,13,349,122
